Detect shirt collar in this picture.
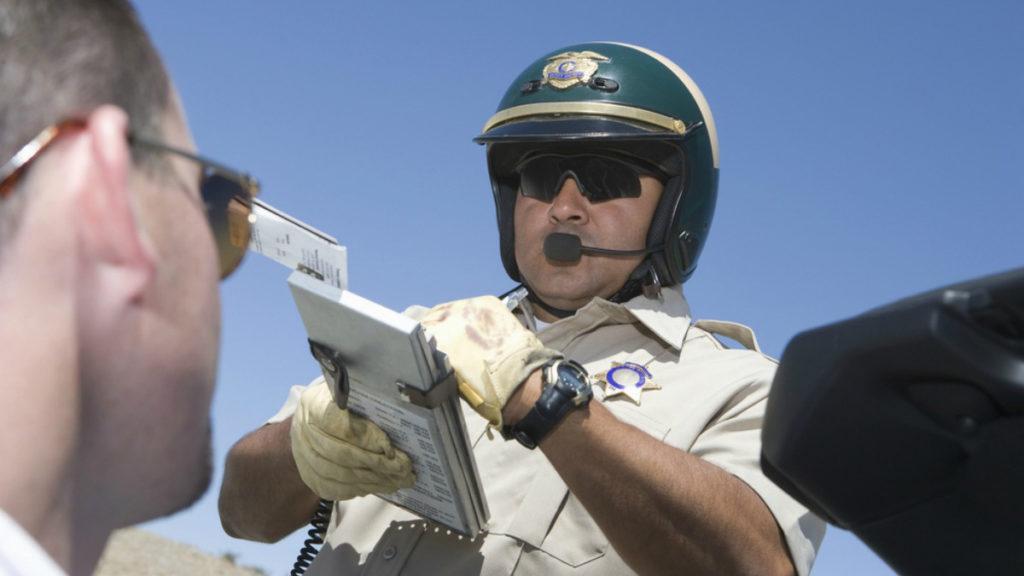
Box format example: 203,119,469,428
516,286,692,351
623,286,692,350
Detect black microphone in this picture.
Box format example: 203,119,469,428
543,232,661,263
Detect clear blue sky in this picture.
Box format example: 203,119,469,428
133,1,1023,574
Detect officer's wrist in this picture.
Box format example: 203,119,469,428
501,370,543,425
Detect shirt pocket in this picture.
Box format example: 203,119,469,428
492,459,609,568
534,492,609,568
502,411,672,570
517,408,670,570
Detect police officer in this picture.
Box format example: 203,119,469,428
219,42,825,575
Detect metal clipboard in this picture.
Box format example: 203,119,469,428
288,271,489,535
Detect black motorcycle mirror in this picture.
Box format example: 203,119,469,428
762,267,1024,576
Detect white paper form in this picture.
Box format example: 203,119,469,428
248,199,347,290
345,387,461,528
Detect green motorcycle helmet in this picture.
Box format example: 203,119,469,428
475,42,719,291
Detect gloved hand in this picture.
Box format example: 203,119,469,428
290,379,416,501
420,296,562,428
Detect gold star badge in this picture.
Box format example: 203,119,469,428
595,362,659,405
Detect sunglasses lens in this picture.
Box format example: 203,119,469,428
577,157,642,201
518,156,562,202
517,155,643,202
201,173,252,278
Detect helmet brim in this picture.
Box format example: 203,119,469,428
474,115,685,144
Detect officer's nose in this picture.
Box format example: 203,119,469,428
548,176,589,225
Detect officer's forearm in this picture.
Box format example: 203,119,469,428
505,376,794,576
218,417,321,543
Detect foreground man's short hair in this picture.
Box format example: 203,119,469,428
0,0,172,243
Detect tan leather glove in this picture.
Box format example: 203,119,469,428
290,379,415,501
420,296,561,428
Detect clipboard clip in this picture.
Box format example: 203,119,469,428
308,339,350,410
397,371,458,409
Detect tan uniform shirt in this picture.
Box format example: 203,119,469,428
269,289,826,575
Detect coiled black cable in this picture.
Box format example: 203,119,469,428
290,498,332,576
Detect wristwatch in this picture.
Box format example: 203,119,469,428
502,358,593,449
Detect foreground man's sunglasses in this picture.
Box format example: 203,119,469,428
0,119,259,279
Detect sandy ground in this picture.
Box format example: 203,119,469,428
94,529,267,576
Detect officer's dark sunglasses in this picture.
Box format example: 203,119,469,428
0,119,259,279
513,151,669,203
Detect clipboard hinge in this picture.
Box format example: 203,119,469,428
308,339,350,410
398,371,458,409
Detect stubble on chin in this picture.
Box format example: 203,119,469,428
185,419,214,509
524,262,592,306
159,418,214,519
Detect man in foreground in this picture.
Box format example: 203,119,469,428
220,43,825,575
0,1,258,574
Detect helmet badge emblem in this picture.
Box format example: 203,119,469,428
541,51,610,90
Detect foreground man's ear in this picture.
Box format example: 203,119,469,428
77,105,156,299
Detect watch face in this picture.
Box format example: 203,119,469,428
557,362,587,389
554,360,593,406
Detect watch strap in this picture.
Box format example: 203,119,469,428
506,396,568,449
502,359,592,449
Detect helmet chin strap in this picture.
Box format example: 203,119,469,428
609,259,663,302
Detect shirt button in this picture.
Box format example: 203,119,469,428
382,545,397,561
